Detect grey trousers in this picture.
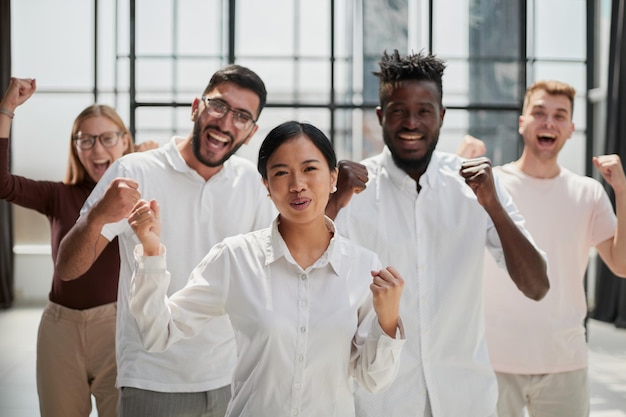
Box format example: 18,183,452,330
118,385,231,417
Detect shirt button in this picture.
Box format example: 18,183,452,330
294,383,301,389
300,274,307,281
299,300,307,307
298,355,304,361
300,326,306,333
292,409,299,415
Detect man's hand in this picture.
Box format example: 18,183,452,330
594,154,626,194
371,266,404,338
135,140,159,152
326,160,368,219
457,135,486,159
90,178,141,225
459,157,499,210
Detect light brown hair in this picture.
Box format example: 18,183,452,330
522,80,576,116
64,104,134,184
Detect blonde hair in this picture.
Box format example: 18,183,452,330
522,80,576,116
64,104,134,185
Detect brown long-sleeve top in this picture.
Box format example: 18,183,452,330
0,138,119,310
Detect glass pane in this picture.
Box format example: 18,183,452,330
117,0,131,56
558,131,586,175
135,60,174,100
467,59,521,106
134,107,192,146
334,0,356,58
98,0,122,89
13,0,93,87
334,59,360,105
535,0,586,59
177,0,224,55
442,59,470,107
176,60,228,98
296,61,330,103
136,0,174,54
298,0,330,56
433,0,470,56
363,1,409,55
236,0,295,56
135,107,176,132
238,59,295,104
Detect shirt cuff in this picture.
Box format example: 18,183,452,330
133,244,167,270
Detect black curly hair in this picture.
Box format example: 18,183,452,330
373,50,447,108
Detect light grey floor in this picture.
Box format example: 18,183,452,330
1,303,625,416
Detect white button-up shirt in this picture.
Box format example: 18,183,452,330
335,148,532,417
129,217,406,417
82,137,277,392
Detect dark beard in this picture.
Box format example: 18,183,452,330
191,121,244,168
386,134,438,178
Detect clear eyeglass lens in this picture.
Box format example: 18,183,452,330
75,132,120,150
100,132,120,146
204,98,253,130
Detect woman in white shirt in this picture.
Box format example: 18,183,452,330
127,120,406,417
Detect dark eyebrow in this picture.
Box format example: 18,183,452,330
268,159,322,170
268,162,288,170
302,159,322,164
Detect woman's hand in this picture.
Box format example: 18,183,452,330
128,199,162,256
0,77,37,113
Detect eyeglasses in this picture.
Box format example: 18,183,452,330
200,97,256,130
74,131,124,150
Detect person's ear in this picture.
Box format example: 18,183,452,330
330,167,338,193
376,106,383,126
122,133,131,154
191,97,201,122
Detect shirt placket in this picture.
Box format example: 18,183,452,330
289,271,310,416
415,184,431,414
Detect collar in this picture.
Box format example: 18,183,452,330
264,216,341,276
381,146,437,192
164,136,233,181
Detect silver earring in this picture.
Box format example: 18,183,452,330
332,185,337,193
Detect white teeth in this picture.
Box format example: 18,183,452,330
538,133,556,139
209,132,229,143
399,133,423,141
93,160,109,165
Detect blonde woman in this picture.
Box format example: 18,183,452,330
0,77,152,417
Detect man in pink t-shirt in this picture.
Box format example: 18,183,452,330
482,80,626,416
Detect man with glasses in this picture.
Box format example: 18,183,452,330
55,64,277,417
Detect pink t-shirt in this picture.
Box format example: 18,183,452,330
484,163,616,374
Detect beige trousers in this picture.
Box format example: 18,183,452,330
37,301,118,417
495,368,589,417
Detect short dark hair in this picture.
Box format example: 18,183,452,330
204,64,267,118
373,49,446,107
258,121,337,179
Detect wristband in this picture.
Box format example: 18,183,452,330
0,108,14,119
